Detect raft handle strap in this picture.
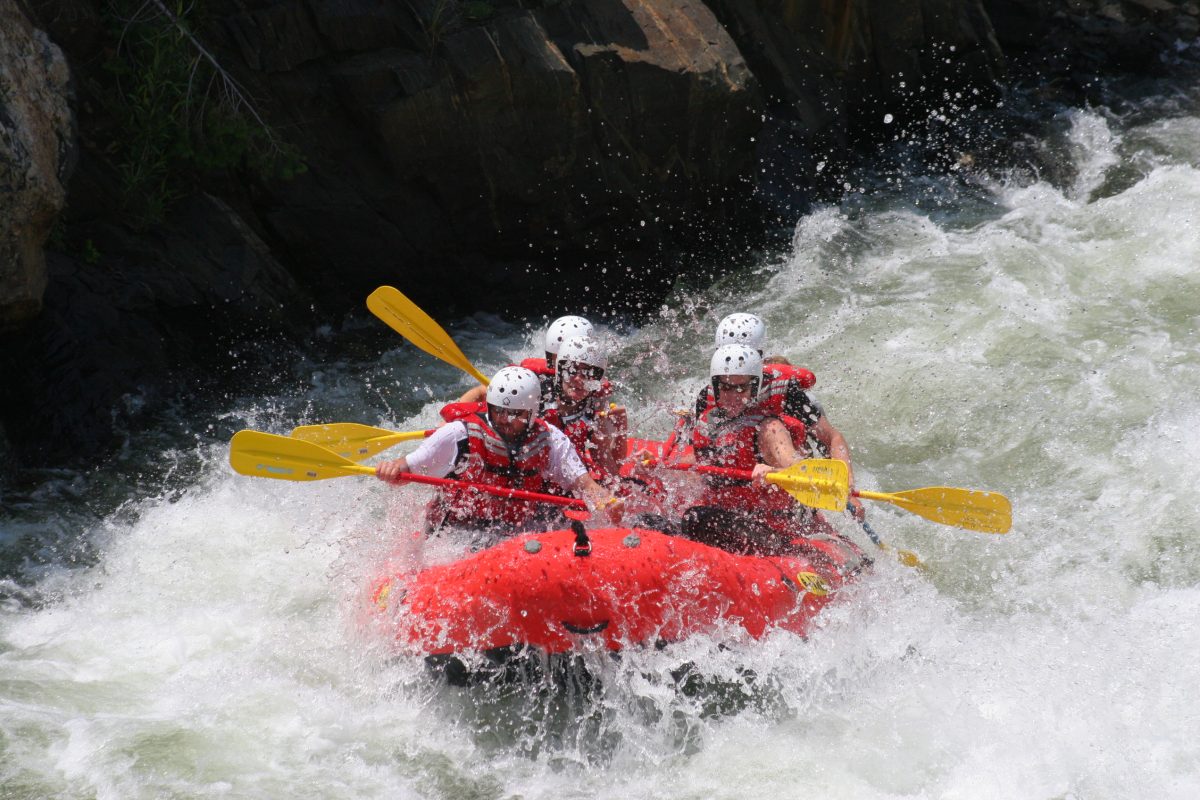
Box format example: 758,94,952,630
571,518,591,557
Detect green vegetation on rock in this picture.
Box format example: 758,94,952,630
102,0,305,229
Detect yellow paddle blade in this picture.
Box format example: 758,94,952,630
366,286,491,386
881,543,927,570
229,430,376,482
853,517,924,569
857,487,1012,534
289,423,428,461
765,459,849,512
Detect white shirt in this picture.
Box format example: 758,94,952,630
404,421,588,490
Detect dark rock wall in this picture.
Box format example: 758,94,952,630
985,0,1199,64
705,0,1003,136
0,1,73,331
0,193,305,462
211,0,766,312
1,0,1193,467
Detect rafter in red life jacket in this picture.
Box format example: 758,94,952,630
690,407,803,522
428,408,556,528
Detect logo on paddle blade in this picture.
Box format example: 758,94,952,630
372,580,394,610
795,571,830,597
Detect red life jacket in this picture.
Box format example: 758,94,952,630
763,362,815,389
519,356,554,377
690,408,800,517
544,380,625,477
429,413,556,528
693,382,809,452
543,402,607,480
440,401,487,423
756,368,819,423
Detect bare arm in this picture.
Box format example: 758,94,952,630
376,423,463,484
593,404,627,476
457,384,487,404
809,416,851,473
808,415,864,518
757,418,799,470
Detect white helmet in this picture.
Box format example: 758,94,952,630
545,315,594,355
710,344,762,399
714,313,766,351
710,344,762,379
556,335,608,371
486,366,542,412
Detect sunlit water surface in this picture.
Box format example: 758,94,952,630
2,88,1199,799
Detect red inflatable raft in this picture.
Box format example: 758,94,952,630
367,525,868,656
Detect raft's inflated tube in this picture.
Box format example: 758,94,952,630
368,527,864,655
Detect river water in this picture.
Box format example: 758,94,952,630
2,79,1199,798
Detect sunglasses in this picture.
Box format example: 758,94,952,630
490,407,532,421
715,379,753,394
562,365,604,381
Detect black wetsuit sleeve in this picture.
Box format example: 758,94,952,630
539,374,556,412
785,381,824,427
449,432,472,474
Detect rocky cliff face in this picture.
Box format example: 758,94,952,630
13,0,1011,327
201,0,1010,309
986,0,1199,69
214,0,767,311
0,2,72,331
0,0,1191,466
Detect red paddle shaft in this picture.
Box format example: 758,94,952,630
384,471,586,509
